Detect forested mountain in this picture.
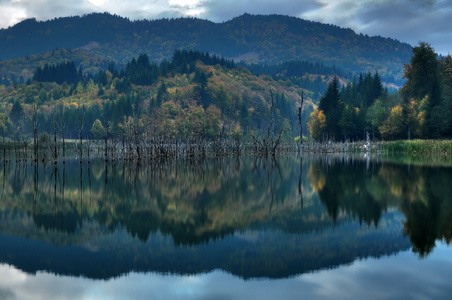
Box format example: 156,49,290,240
0,50,316,142
0,13,412,83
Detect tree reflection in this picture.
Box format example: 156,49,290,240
0,155,451,258
308,155,452,257
309,155,386,226
2,155,451,279
0,157,304,246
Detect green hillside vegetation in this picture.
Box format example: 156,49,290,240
0,50,317,143
0,48,112,83
0,13,412,84
243,59,354,101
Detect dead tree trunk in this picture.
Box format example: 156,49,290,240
51,109,58,165
104,117,108,162
58,103,66,164
270,89,275,145
87,129,91,164
2,129,5,163
32,101,38,162
298,91,304,152
78,105,85,164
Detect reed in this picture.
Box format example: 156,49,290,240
380,140,452,155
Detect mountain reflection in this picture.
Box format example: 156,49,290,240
0,154,450,279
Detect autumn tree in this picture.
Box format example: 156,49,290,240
204,104,222,139
379,105,404,140
308,109,326,141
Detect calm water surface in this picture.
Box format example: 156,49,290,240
0,154,451,299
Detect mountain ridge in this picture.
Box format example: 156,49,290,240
0,12,412,82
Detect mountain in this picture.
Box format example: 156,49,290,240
0,13,412,82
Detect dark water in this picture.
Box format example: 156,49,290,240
0,154,451,299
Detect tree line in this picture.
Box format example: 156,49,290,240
0,49,311,161
308,42,452,141
33,61,83,85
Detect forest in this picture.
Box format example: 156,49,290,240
0,42,451,161
308,42,452,141
0,49,321,160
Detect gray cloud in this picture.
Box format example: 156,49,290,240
198,0,319,22
0,288,16,300
301,0,452,54
0,0,451,54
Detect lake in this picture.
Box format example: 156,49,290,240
0,154,451,299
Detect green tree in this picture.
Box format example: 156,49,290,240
402,42,442,137
0,113,12,137
9,100,24,125
204,104,222,139
91,119,105,140
38,132,50,149
440,55,452,136
156,81,169,107
366,99,389,139
318,76,343,140
339,105,355,141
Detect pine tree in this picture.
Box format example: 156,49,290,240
318,76,343,140
402,42,442,137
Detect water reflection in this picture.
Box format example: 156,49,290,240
0,154,450,280
1,243,451,300
307,154,452,257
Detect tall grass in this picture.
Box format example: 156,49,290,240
380,140,452,155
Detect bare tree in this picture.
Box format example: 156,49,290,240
78,104,85,164
50,108,58,165
104,116,108,162
57,102,66,164
31,100,39,162
270,89,275,143
298,91,304,152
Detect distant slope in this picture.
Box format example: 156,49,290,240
0,48,113,80
0,13,412,82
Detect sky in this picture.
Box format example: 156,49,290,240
0,0,451,55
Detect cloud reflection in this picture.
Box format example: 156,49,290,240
0,243,451,300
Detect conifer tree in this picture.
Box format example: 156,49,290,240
318,76,343,140
402,42,442,137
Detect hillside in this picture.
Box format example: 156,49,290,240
0,48,114,82
0,50,317,141
0,13,412,82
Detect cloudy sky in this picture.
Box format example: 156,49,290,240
1,0,451,55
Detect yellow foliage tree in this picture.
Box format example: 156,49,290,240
380,105,404,139
308,109,326,141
